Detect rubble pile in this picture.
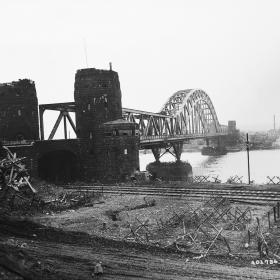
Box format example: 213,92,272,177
0,144,101,215
42,190,97,213
0,145,38,213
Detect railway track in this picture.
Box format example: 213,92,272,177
63,184,280,203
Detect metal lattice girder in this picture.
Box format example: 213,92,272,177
39,102,77,140
40,89,228,143
160,89,222,133
39,102,76,112
122,89,228,146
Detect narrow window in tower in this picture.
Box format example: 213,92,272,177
87,103,91,111
17,109,21,116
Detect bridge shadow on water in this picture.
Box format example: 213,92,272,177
38,150,78,183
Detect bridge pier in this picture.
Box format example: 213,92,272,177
217,136,226,148
151,143,183,162
209,136,226,149
172,142,183,162
205,136,226,149
202,136,227,156
151,147,161,162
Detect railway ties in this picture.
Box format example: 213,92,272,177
64,184,280,194
63,185,280,203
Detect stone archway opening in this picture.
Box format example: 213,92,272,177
38,150,78,183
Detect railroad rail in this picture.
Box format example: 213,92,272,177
63,185,280,203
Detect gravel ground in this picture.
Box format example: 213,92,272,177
1,182,280,279
1,216,280,280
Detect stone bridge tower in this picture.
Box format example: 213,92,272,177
0,79,39,141
74,67,139,181
74,68,122,139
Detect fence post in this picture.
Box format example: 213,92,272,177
145,232,149,243
256,217,260,229
246,133,251,184
274,207,277,222
278,202,280,218
268,212,271,229
248,229,251,244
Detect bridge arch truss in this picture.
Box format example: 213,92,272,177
123,89,227,145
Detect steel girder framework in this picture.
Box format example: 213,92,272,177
39,102,77,140
39,89,227,146
122,89,228,147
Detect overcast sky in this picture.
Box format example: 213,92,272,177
0,0,279,134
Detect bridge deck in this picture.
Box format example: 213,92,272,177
140,132,228,147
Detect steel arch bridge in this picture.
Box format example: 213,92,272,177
122,89,228,148
39,88,228,157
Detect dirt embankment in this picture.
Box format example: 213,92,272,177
31,193,269,255
2,182,280,279
1,216,280,280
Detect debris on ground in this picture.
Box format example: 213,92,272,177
0,144,101,216
0,145,39,214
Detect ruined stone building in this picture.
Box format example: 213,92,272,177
0,79,39,141
0,68,140,182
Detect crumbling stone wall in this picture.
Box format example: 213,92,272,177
0,79,39,141
3,68,140,182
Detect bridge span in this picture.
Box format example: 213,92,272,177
40,89,228,148
0,68,233,182
123,89,228,147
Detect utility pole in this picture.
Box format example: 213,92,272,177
246,133,251,184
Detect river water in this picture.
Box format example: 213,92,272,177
139,149,280,184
